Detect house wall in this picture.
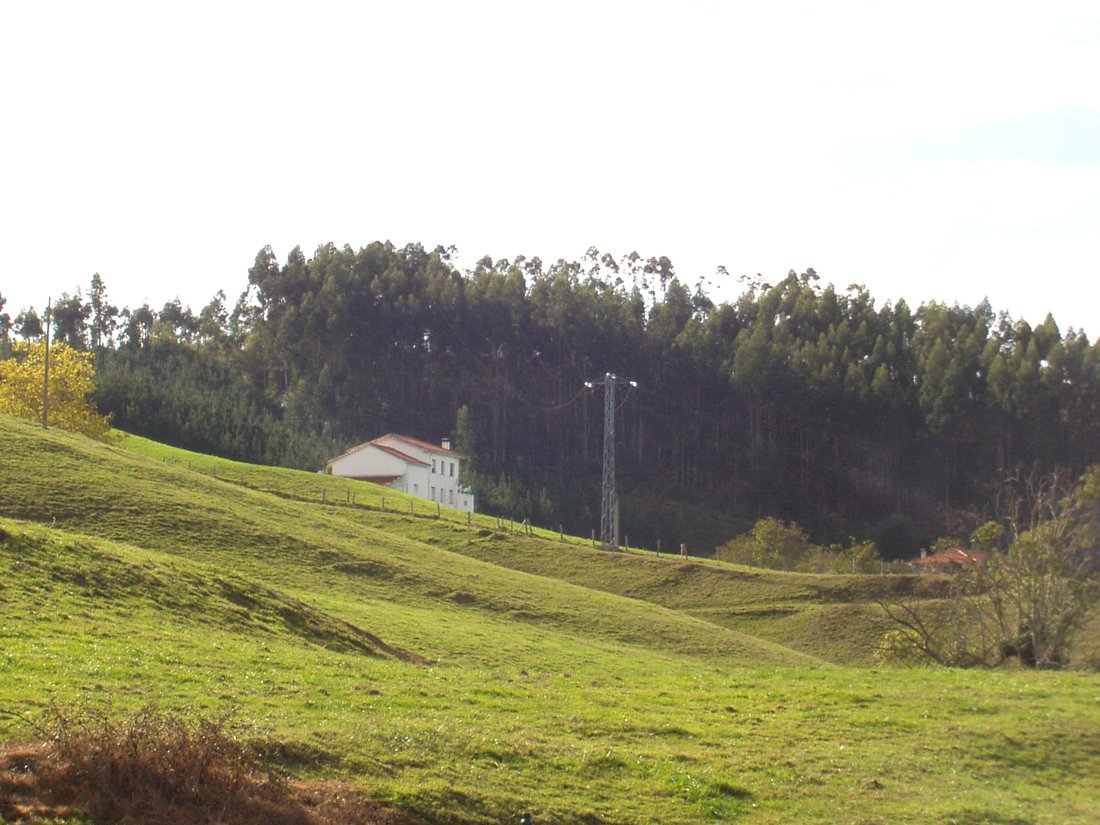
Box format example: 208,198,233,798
330,437,475,512
374,435,475,511
427,453,474,510
406,464,431,499
329,445,410,479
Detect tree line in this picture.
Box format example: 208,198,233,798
3,244,1099,555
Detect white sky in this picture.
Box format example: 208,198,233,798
2,1,1098,335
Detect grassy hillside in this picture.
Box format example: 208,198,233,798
442,530,948,666
0,421,810,671
95,427,933,666
2,414,1099,824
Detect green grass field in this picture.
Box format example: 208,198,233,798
1,414,1098,824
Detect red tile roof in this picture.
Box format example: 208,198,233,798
378,433,466,458
912,548,990,567
326,439,428,466
350,475,401,486
326,433,465,466
371,443,429,466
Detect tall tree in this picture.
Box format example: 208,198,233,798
51,292,91,349
0,292,10,357
88,273,118,350
14,307,44,341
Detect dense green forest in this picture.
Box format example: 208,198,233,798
3,244,1098,555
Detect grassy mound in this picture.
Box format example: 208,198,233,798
443,519,948,666
0,522,422,663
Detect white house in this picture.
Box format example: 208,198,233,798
326,434,475,512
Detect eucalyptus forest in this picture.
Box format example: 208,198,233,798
2,242,1098,556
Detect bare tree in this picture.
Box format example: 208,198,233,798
879,467,1100,669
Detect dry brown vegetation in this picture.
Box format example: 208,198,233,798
0,707,424,825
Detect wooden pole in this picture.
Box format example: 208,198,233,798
41,298,51,430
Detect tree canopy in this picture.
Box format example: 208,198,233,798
8,246,1100,552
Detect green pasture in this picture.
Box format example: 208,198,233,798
1,415,1098,824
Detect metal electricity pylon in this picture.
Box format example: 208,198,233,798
584,372,636,550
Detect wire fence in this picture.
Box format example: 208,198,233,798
155,454,730,562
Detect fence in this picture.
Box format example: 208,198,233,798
165,455,719,561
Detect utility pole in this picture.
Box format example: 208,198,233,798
42,298,51,430
584,372,636,550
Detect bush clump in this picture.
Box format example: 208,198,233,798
0,705,421,825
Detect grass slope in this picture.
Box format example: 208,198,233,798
108,428,932,666
2,414,1099,824
0,420,810,671
442,534,947,666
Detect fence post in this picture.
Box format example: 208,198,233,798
657,539,661,556
322,489,327,504
410,499,414,515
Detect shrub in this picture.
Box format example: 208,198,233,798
27,705,310,825
1,705,423,825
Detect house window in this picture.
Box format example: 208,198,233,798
413,483,418,495
431,486,436,501
450,462,455,477
449,490,455,505
432,459,436,474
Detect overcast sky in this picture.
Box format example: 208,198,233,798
2,1,1098,335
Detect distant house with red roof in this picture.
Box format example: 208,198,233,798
327,434,475,512
911,547,990,573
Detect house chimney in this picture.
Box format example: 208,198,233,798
441,437,451,451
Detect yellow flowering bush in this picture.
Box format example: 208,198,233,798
0,341,111,439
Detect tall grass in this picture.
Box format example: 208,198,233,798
0,706,422,825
